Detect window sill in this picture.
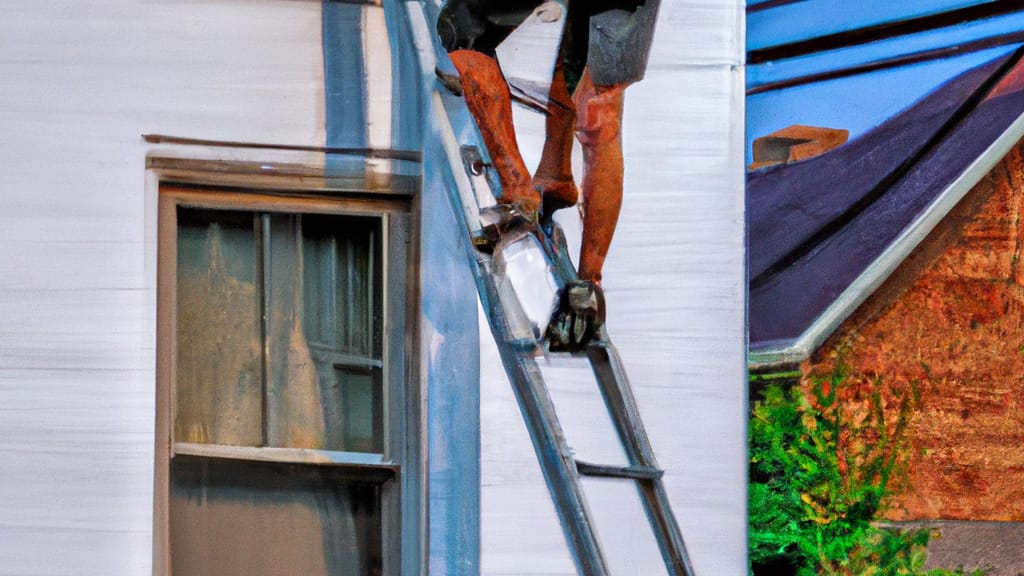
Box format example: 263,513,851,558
173,442,395,471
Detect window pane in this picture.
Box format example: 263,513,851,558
265,213,327,449
305,215,383,453
301,214,380,358
176,208,263,446
265,213,383,452
170,456,384,576
176,209,383,452
336,367,382,454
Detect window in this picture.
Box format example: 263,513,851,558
155,185,413,576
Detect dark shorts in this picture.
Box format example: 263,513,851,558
436,0,660,89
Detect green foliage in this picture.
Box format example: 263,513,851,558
749,367,986,576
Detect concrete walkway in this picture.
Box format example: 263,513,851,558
892,521,1024,576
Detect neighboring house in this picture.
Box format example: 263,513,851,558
809,139,1024,521
748,34,1024,520
0,1,745,575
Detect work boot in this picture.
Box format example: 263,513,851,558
546,280,605,352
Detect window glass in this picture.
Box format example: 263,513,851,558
160,186,411,576
175,209,262,446
174,208,384,453
170,456,383,576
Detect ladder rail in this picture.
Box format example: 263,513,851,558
534,200,697,575
588,340,697,576
473,250,612,576
535,219,696,575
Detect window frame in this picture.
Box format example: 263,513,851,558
153,180,420,576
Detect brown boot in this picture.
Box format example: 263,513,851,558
448,50,540,220
574,70,627,285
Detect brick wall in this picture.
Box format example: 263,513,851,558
805,141,1024,521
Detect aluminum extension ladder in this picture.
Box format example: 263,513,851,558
443,145,697,576
402,2,695,570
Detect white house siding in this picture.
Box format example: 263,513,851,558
479,1,747,575
0,2,324,575
0,1,745,575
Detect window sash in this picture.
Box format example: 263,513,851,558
163,189,407,463
155,184,413,576
174,208,387,453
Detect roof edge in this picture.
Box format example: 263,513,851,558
749,110,1024,370
748,344,809,371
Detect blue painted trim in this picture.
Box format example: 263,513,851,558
323,1,368,174
321,2,482,573
421,152,483,575
404,1,484,570
383,1,424,159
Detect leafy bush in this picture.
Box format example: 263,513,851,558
749,367,985,576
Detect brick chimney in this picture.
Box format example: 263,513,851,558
749,124,849,170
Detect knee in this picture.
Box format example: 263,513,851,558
575,85,626,146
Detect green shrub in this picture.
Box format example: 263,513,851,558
749,366,985,576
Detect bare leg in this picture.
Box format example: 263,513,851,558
448,49,540,218
545,69,628,350
533,62,579,219
574,69,627,284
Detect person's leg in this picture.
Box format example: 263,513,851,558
448,49,540,218
573,69,627,285
532,61,579,220
545,68,628,350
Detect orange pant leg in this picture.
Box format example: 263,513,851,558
448,50,540,216
574,70,627,284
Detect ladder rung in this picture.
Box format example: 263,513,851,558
509,338,540,353
575,460,664,480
